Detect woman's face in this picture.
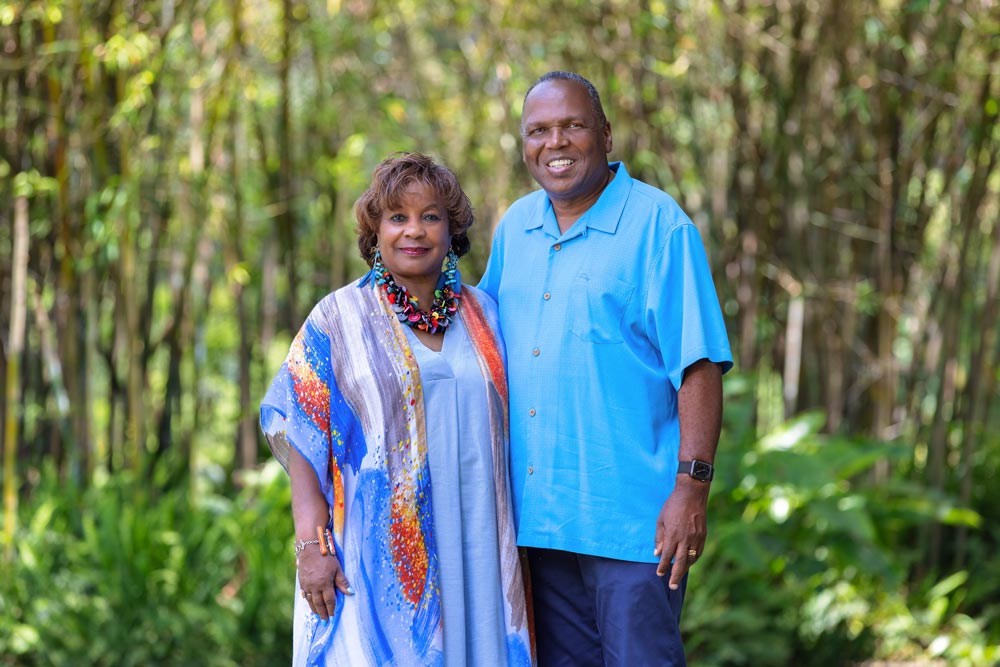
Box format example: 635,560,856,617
376,180,452,290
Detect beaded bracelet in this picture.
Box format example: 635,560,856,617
317,526,328,556
318,525,336,556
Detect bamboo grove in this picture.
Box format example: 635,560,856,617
1,0,999,663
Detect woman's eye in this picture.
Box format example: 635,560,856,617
424,213,442,222
388,214,405,222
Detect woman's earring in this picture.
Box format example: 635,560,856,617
442,249,458,284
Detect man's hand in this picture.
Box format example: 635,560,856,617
653,477,710,590
657,358,722,589
298,548,353,621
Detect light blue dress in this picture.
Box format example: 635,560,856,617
403,316,510,667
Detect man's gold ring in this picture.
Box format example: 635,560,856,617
688,549,698,558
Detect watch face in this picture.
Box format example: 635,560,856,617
692,461,713,480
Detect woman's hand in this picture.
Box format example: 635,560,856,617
298,547,353,621
288,446,352,621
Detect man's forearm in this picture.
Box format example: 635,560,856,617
676,358,723,468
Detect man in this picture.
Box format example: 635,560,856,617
478,71,733,666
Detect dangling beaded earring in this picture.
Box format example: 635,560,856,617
441,250,459,286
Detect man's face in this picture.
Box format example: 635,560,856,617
521,79,613,207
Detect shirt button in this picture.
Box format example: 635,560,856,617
529,408,536,417
532,348,540,357
553,243,562,251
543,292,551,300
528,466,534,475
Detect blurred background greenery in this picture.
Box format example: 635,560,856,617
1,0,998,665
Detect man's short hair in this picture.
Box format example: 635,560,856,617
522,71,608,130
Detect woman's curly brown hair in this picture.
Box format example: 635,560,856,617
355,152,474,266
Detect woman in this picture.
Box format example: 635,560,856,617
260,153,533,667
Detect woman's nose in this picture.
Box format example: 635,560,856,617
403,218,425,236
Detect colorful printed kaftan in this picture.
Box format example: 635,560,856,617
260,278,532,667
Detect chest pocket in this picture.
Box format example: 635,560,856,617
569,273,634,344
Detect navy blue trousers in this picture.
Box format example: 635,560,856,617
526,547,687,667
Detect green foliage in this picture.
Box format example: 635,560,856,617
2,384,997,666
0,460,294,667
681,381,998,667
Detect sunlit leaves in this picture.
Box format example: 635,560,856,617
12,169,58,198
94,30,158,72
0,3,18,26
110,69,157,128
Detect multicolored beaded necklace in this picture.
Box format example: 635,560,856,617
372,249,460,334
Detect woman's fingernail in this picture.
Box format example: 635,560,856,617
347,587,355,595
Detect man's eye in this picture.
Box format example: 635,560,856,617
529,127,545,136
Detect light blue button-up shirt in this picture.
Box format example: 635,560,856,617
479,162,733,563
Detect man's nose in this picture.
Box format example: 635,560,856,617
545,127,568,147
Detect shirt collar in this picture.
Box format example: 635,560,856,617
526,162,632,237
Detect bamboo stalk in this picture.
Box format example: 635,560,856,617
3,195,29,562
228,0,257,472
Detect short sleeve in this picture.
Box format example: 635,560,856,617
260,315,335,498
646,223,734,391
